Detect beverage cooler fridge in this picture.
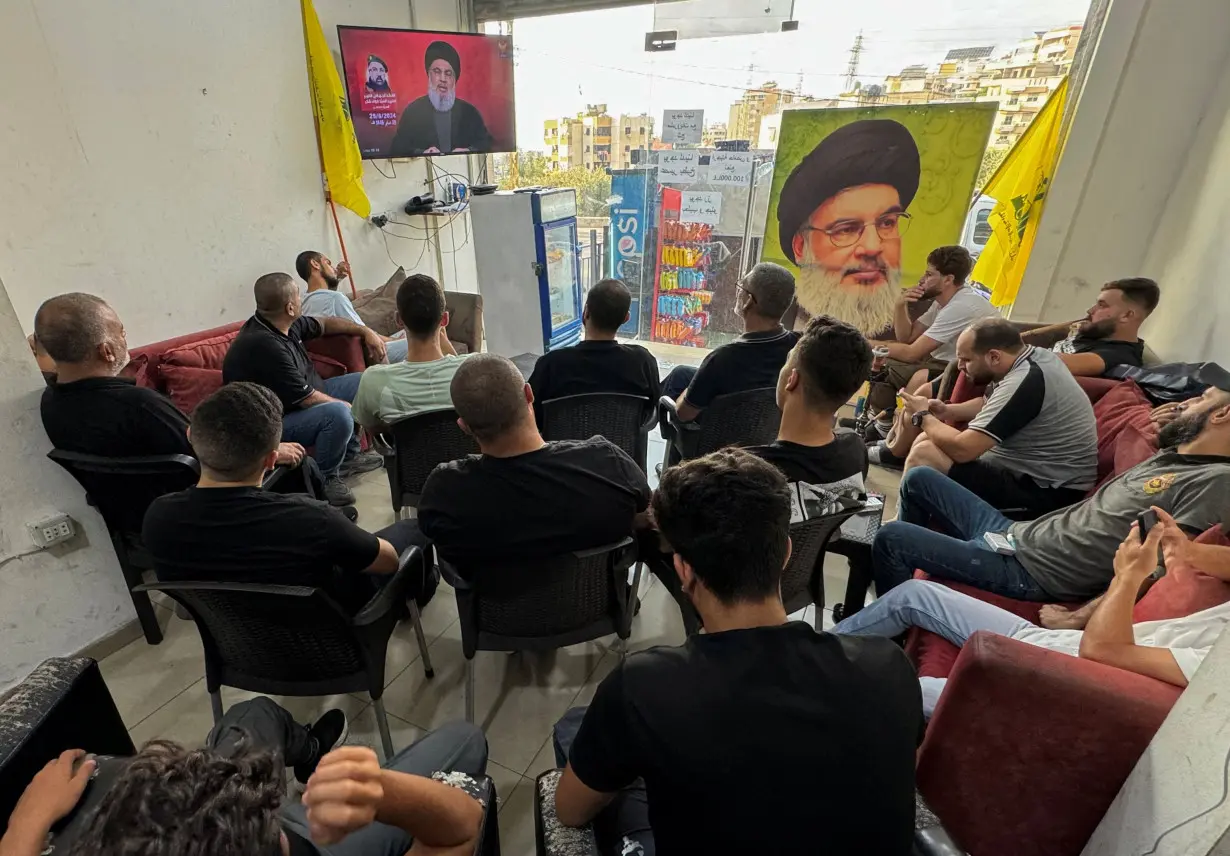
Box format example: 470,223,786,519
471,188,584,357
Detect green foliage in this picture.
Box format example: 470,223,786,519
499,150,612,217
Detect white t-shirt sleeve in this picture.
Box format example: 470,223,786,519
1170,646,1211,682
917,302,939,330
922,296,975,346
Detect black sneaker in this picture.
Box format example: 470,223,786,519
339,505,359,523
324,476,356,506
339,451,384,478
867,442,905,470
294,709,349,784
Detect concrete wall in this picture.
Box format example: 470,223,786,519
0,278,132,690
0,0,476,350
0,0,474,690
1011,0,1230,366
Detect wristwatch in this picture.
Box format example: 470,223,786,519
911,410,928,429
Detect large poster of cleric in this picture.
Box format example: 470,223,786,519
763,103,995,333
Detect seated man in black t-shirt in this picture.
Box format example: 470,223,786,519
660,262,800,423
419,353,651,572
34,292,327,504
143,383,432,613
1021,277,1159,377
747,314,871,508
527,278,659,425
552,449,922,856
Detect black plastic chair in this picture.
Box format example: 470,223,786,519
659,387,781,469
541,393,657,473
383,408,479,518
135,547,433,760
442,538,638,723
48,450,200,645
780,506,865,626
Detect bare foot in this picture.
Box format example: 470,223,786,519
1038,603,1088,630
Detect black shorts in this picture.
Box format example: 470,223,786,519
948,458,1086,519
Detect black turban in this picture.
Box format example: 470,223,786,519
367,54,387,71
777,119,921,264
424,41,461,79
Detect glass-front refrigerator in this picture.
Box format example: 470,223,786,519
533,191,583,350
470,187,583,357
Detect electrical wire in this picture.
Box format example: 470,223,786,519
370,159,397,179
1138,745,1230,856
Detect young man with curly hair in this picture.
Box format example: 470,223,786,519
0,698,488,856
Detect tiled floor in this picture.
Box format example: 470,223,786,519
98,441,901,856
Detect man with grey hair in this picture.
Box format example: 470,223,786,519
37,292,333,506
223,272,388,506
418,353,650,573
660,262,799,425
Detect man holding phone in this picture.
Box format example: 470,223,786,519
836,506,1230,716
871,384,1230,601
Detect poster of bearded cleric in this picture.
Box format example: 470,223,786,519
763,104,996,333
338,27,516,157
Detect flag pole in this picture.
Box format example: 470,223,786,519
301,0,358,298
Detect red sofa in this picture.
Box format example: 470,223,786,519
125,321,366,414
910,377,1230,855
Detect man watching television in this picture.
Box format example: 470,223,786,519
1022,277,1160,377
527,278,659,425
297,249,409,363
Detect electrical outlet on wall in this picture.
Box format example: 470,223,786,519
27,513,75,549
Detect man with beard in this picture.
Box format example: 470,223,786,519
870,383,1230,602
297,250,408,362
1022,277,1159,377
389,40,491,156
777,118,921,335
364,55,390,91
895,318,1097,517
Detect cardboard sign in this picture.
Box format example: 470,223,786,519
708,151,753,186
662,109,704,145
680,191,722,225
657,150,700,184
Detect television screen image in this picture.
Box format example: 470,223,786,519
338,26,516,158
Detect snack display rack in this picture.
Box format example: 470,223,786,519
651,187,715,347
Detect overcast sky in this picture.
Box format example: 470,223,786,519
494,0,1092,150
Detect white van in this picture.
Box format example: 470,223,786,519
961,195,996,261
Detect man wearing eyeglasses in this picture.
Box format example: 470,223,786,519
778,118,921,335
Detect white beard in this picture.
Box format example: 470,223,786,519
427,88,456,113
795,245,901,334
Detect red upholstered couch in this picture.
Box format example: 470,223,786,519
125,321,366,414
911,377,1229,855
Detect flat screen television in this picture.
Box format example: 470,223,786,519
338,26,516,158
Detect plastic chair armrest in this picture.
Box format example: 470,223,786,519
353,546,424,627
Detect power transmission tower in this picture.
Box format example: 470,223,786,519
845,31,864,92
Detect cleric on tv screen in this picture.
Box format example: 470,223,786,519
338,26,517,158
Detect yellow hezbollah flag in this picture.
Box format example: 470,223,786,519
301,0,371,219
972,77,1069,307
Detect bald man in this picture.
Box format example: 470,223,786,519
222,273,387,506
418,354,650,574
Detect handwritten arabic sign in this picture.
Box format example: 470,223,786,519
680,191,722,225
657,150,700,185
707,151,752,186
662,109,704,145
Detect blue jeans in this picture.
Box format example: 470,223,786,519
660,364,696,400
872,466,1051,600
385,337,408,363
281,373,364,476
833,579,1033,716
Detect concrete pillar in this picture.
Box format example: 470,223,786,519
1082,629,1230,855
1011,0,1230,353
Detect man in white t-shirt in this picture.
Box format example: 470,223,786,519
352,273,470,431
834,507,1229,716
864,244,999,465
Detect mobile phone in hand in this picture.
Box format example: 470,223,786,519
1137,509,1160,542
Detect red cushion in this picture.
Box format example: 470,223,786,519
1134,526,1230,622
1107,423,1159,484
1091,381,1154,479
161,364,223,414
161,331,239,371
118,353,152,388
